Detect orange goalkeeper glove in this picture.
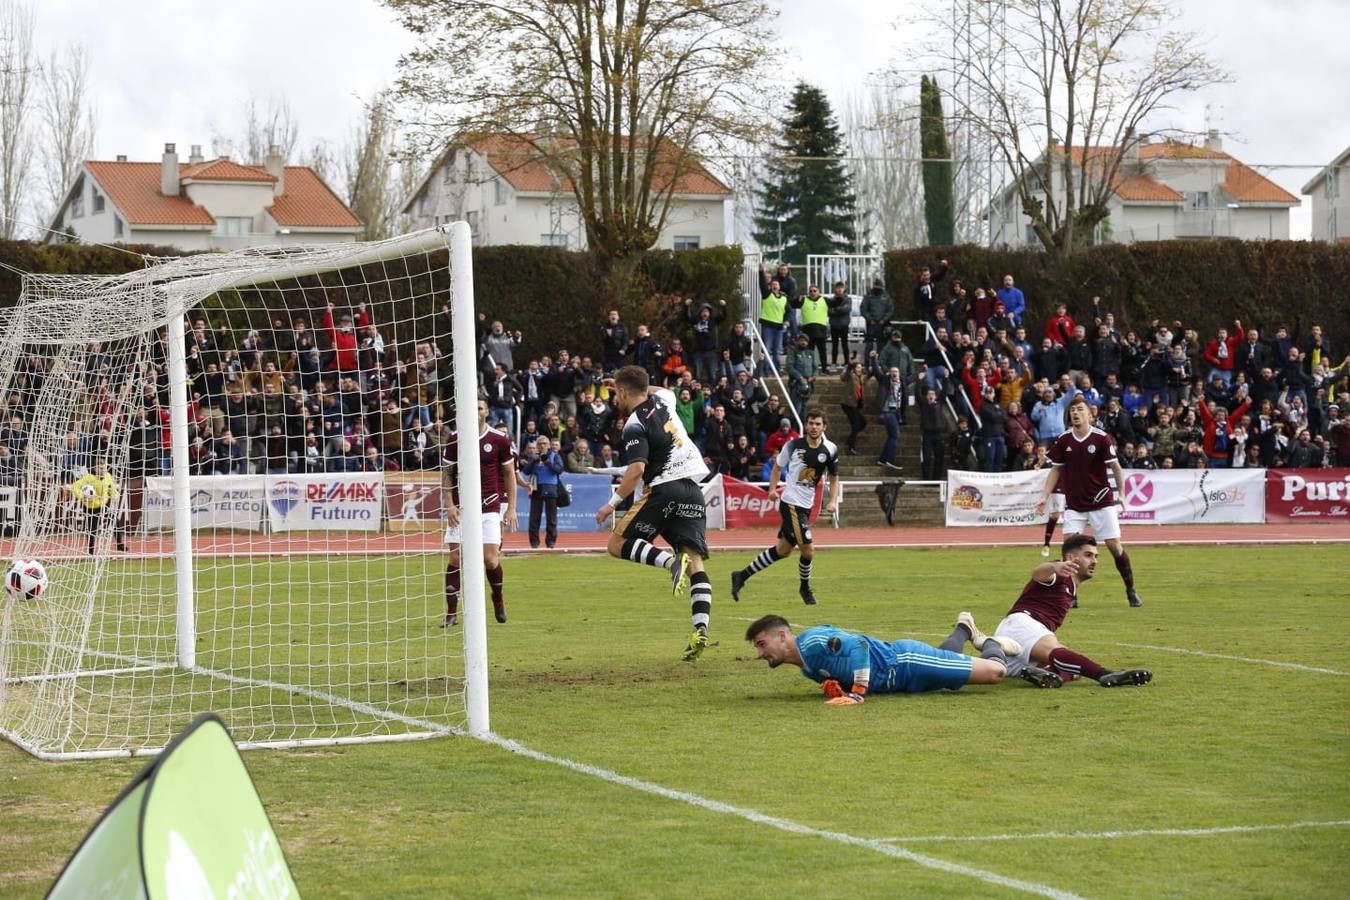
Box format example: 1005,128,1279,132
820,679,846,699
823,683,866,705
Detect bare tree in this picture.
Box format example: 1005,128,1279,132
0,0,35,239
903,0,1226,256
385,0,776,266
38,43,95,226
841,83,926,251
211,94,300,164
343,91,400,240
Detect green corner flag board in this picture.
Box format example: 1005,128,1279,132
49,714,299,899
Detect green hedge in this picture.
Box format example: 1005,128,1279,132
0,239,743,363
884,240,1350,336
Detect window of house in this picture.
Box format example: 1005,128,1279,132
92,187,105,214
673,235,700,251
540,233,568,248
1327,169,1339,199
113,216,123,238
1185,191,1210,210
214,217,251,236
466,210,480,233
1024,224,1038,246
494,178,506,206
71,184,84,219
418,193,429,216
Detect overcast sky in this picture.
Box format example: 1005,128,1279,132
30,0,1350,239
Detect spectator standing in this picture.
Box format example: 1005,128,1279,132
860,279,893,360
911,259,949,322
978,386,1007,471
839,361,868,456
686,299,726,384
1202,321,1243,387
481,321,523,372
486,363,521,436
600,310,631,372
875,364,906,471
322,303,367,382
1198,396,1250,467
545,349,579,417
522,435,564,548
786,334,819,417
796,285,831,372
631,325,662,378
826,282,853,369
916,384,948,479
1044,304,1075,346
727,322,752,373
758,276,790,373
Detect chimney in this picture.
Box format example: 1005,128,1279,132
264,144,285,197
188,144,204,164
161,143,179,196
1204,129,1223,152
115,154,127,162
1122,128,1139,166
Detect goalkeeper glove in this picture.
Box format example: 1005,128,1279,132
822,682,866,705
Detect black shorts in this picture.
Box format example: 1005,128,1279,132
777,502,813,547
618,478,709,559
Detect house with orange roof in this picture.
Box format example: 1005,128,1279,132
989,131,1299,247
401,133,732,251
47,143,363,251
1300,144,1350,244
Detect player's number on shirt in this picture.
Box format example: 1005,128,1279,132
663,419,684,448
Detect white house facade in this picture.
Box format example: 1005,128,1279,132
1301,144,1350,244
48,143,363,251
989,133,1299,247
402,133,731,251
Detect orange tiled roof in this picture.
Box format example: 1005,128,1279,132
84,159,362,228
1219,159,1299,204
1139,141,1229,160
267,167,363,228
180,158,276,183
469,133,731,196
1058,145,1182,203
85,161,215,226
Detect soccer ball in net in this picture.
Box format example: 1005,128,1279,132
81,484,98,501
6,559,49,601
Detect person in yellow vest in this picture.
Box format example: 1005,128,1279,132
69,459,126,555
758,278,789,375
794,284,831,373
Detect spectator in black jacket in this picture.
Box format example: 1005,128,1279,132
544,349,579,418
1064,324,1093,382
520,358,548,426
916,383,947,479
727,322,752,373
685,299,726,383
977,386,1006,472
487,363,522,436
600,310,631,372
1033,337,1066,383
1279,347,1312,405
911,259,949,321
631,325,661,377
827,281,853,369
1091,324,1123,383
1233,326,1274,380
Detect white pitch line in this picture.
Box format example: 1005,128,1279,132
478,732,1082,900
877,820,1350,844
1092,642,1350,677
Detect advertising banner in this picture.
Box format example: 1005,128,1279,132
945,469,1047,527
701,475,726,530
1264,468,1350,523
1118,468,1264,525
721,475,822,529
265,473,383,532
384,472,446,531
49,714,297,900
144,475,265,531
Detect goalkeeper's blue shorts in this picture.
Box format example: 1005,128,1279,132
874,640,973,694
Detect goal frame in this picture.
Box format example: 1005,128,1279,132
1,221,490,759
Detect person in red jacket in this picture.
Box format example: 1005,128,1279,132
1197,396,1250,467
960,363,999,416
1202,319,1243,388
323,301,369,381
1044,303,1076,347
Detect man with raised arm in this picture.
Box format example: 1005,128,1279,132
595,366,714,660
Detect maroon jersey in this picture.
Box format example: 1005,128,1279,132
447,429,515,514
1008,571,1077,632
1047,427,1117,511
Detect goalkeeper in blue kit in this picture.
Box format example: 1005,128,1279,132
744,614,1019,704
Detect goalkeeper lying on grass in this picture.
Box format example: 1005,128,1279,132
744,613,1023,704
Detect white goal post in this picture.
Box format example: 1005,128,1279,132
0,222,490,759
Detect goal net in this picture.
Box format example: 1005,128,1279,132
0,223,490,759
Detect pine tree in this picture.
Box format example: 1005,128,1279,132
919,75,955,246
753,82,857,266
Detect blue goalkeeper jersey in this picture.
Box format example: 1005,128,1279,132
796,625,972,695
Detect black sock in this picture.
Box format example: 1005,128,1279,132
1043,517,1056,545
1114,550,1135,591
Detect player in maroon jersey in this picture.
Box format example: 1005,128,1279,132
955,534,1152,689
442,398,518,626
1035,394,1142,607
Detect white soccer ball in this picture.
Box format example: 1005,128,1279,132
81,484,97,500
6,559,49,601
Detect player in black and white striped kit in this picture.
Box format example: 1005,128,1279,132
730,407,841,606
595,366,714,660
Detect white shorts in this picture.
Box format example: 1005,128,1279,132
1061,505,1120,541
1046,493,1065,515
994,612,1053,676
444,511,502,546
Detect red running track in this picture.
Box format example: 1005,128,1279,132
10,522,1349,560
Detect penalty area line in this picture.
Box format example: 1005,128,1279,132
876,819,1350,844
477,732,1083,900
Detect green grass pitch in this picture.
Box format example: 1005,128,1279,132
3,543,1348,898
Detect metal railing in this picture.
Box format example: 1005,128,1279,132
742,317,804,433
895,319,982,432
